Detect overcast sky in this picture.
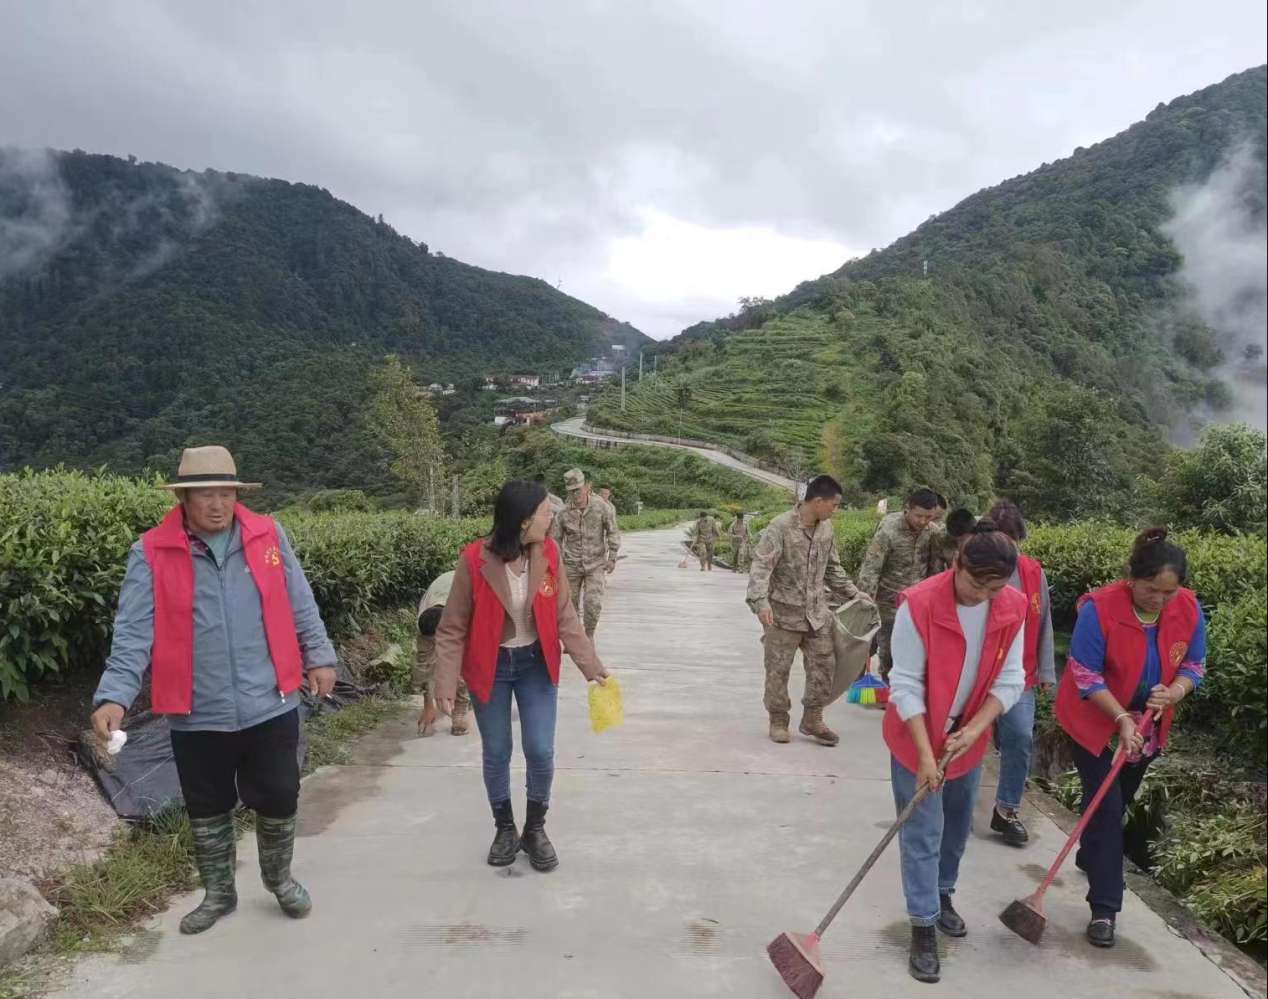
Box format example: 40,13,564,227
3,1,1265,339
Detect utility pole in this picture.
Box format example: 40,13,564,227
653,354,659,377
621,364,627,412
639,350,644,383
451,477,461,519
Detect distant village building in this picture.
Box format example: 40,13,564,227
509,374,542,389
492,396,559,428
422,382,456,397
570,358,617,385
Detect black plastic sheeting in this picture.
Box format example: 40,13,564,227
77,679,373,821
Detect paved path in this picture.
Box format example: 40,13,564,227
57,528,1248,999
552,416,796,493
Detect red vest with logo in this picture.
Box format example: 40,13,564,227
1055,579,1198,755
883,571,1028,781
461,539,563,705
142,504,304,715
1016,554,1044,689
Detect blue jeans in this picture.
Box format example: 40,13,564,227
471,643,558,806
993,687,1035,812
891,756,984,925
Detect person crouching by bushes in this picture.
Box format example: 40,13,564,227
414,570,471,736
90,446,337,935
433,479,609,871
883,520,1027,983
1055,528,1206,950
984,500,1056,847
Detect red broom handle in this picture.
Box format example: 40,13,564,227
1035,709,1155,897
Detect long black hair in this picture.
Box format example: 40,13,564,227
956,517,1018,581
1128,527,1188,582
488,479,548,562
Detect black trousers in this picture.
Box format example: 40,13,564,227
170,708,300,819
1071,741,1155,916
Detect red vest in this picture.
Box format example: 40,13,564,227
142,504,304,714
883,571,1028,781
1055,580,1198,755
1016,554,1044,689
461,539,563,705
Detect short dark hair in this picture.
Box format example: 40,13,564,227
1128,527,1188,582
488,479,548,562
417,606,444,637
946,508,977,539
698,511,710,518
804,474,843,502
906,487,940,510
956,517,1019,581
987,500,1027,542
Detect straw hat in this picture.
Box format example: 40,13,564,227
161,446,261,491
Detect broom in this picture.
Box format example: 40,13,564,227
999,709,1155,945
845,671,889,706
767,749,954,998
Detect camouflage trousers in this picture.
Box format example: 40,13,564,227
566,564,606,637
732,541,752,573
697,543,715,570
876,607,897,682
414,637,470,709
763,623,835,716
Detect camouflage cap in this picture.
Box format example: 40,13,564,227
563,468,586,492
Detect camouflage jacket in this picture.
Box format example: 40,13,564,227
695,517,721,544
730,518,750,543
550,495,621,572
924,521,960,574
857,512,937,612
747,507,860,631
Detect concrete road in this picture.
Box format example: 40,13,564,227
552,416,797,494
56,528,1248,999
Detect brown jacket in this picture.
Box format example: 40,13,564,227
433,541,605,701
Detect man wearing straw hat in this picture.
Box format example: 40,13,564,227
90,446,337,935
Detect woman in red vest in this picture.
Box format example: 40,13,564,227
434,479,608,871
986,500,1056,847
884,520,1028,983
1055,528,1206,949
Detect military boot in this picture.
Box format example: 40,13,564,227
520,799,559,872
908,925,940,983
256,814,312,919
488,800,520,866
799,707,840,747
768,713,791,744
180,813,238,935
450,703,470,736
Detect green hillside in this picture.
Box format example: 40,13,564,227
593,67,1267,518
0,150,649,501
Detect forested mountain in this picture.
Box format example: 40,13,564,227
0,150,648,499
593,67,1267,519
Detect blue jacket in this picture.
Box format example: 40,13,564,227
94,519,336,732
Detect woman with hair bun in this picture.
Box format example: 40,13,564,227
1055,527,1207,949
884,519,1028,983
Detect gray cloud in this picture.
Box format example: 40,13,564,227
1,1,1265,336
0,148,71,279
1163,144,1268,434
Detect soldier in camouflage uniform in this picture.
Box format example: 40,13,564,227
414,571,471,736
857,487,942,681
694,511,721,571
926,507,977,574
550,468,621,638
747,475,870,746
730,513,753,573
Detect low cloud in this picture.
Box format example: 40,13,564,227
1163,143,1268,434
0,148,72,280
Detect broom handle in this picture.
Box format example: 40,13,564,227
1034,709,1155,898
814,749,954,938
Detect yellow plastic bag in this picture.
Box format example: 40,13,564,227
588,675,624,734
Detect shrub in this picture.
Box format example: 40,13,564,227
1147,423,1267,536
0,470,170,701
1186,594,1267,769
306,489,375,512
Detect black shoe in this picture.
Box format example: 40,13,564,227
1087,916,1116,948
908,925,940,983
936,894,967,937
991,806,1030,847
520,799,559,872
487,800,520,867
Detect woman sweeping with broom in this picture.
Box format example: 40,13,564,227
885,520,1027,983
1054,528,1205,949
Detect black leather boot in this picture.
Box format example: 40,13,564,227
936,893,966,937
908,924,940,983
520,799,559,872
487,800,519,867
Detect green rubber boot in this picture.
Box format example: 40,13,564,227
256,814,312,919
180,814,238,935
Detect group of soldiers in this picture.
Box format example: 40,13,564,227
416,467,621,734
685,510,754,572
